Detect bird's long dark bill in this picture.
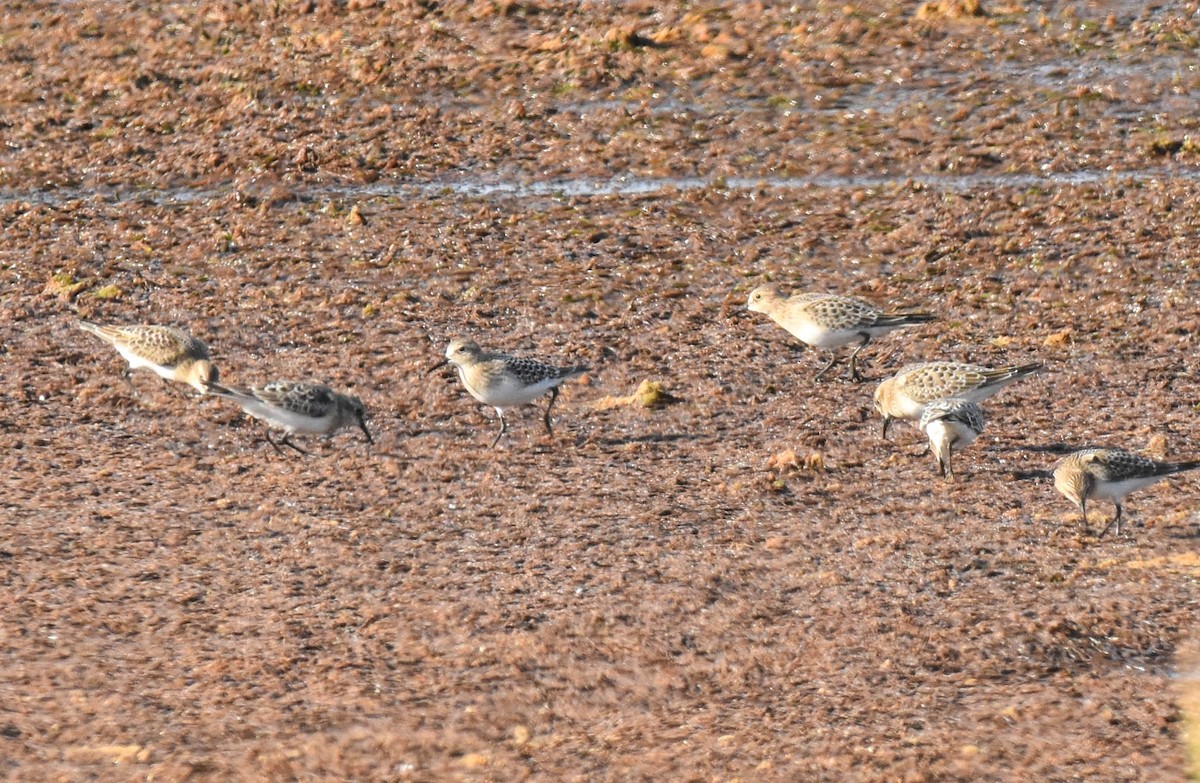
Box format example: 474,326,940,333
881,415,893,440
427,358,449,375
359,417,374,444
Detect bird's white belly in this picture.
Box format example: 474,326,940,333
893,395,930,421
787,320,858,349
461,370,555,409
116,345,171,378
926,420,979,450
1093,476,1162,502
244,401,332,434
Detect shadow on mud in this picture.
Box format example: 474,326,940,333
995,443,1079,455
594,433,702,447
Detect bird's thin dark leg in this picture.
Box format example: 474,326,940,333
1098,503,1122,538
263,431,287,456
543,386,559,436
266,431,308,456
158,375,189,400
943,436,962,480
812,353,840,382
847,334,871,382
279,433,309,455
1078,499,1090,536
881,416,893,440
490,409,508,449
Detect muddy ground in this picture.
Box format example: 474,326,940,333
3,1,1200,780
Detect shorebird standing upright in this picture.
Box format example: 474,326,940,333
432,338,589,448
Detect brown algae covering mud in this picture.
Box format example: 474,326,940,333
3,2,1200,780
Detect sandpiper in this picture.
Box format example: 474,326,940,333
206,380,371,455
78,321,218,394
1053,447,1200,537
874,361,1041,438
431,338,589,448
918,398,985,479
746,285,934,381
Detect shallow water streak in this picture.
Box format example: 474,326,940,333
3,166,1200,207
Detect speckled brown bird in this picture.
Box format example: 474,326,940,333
874,360,1041,438
431,339,589,448
206,380,371,455
78,320,218,394
1053,447,1200,537
918,397,986,480
746,285,935,381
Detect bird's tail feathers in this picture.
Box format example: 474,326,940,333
986,362,1043,383
77,320,114,341
203,380,252,399
877,312,936,327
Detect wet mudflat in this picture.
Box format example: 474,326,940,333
3,2,1200,780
